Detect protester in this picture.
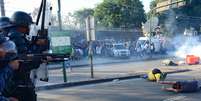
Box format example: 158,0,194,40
143,68,167,82
160,80,200,93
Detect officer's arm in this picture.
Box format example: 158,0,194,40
0,71,10,101
162,87,180,93
19,59,41,71
159,81,177,85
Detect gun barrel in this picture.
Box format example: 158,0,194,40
18,53,70,63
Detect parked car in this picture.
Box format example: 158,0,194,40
111,43,130,58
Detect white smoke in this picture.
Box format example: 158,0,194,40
163,10,201,59
173,36,201,58
164,10,177,36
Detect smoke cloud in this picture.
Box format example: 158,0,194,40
164,10,201,59
164,10,177,36
171,36,201,59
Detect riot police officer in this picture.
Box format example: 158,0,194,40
8,11,41,101
0,16,16,71
0,35,19,101
0,16,13,36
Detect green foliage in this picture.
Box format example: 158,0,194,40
150,0,157,10
94,0,146,28
148,0,161,17
73,8,94,26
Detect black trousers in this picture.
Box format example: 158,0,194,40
12,87,37,101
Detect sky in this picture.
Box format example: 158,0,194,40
4,0,152,17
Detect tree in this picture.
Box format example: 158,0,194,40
147,0,161,18
94,0,146,28
73,8,94,28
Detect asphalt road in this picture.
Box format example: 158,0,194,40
36,58,186,86
37,58,201,101
37,71,201,101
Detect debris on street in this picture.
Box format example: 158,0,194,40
162,59,178,66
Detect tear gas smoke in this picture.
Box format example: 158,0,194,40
164,10,201,59
173,36,201,58
164,10,177,36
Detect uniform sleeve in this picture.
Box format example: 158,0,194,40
0,68,12,101
19,56,42,72
0,72,6,93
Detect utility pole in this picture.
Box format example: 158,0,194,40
0,0,5,16
57,0,62,30
86,16,95,78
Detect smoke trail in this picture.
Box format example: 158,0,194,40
164,10,177,36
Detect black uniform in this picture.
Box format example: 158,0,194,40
8,29,41,101
7,11,41,101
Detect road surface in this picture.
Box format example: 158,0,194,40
37,58,201,101
36,58,188,86
37,70,201,101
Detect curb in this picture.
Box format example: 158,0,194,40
36,74,142,91
36,69,191,91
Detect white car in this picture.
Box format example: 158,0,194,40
111,43,130,58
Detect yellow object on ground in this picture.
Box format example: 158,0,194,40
148,71,161,81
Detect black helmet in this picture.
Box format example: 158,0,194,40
11,11,33,27
0,16,13,29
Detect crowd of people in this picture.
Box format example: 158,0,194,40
70,36,173,60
